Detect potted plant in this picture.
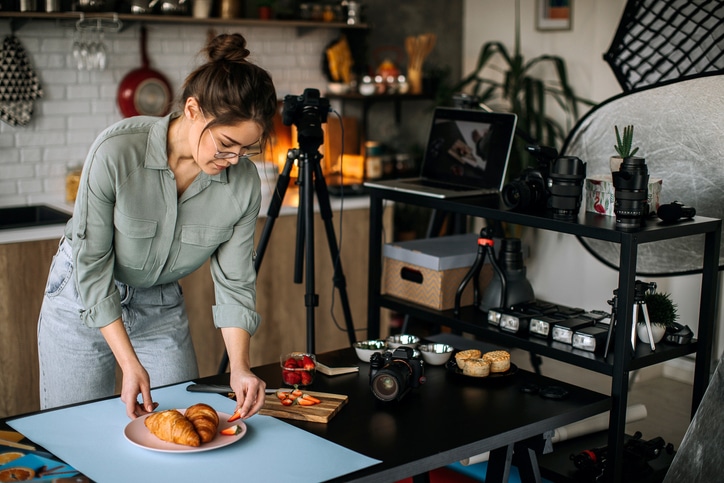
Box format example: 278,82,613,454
638,291,679,344
436,0,594,177
611,124,639,173
257,0,274,19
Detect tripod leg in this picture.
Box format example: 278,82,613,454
641,302,656,351
255,150,296,272
631,304,639,351
313,162,357,346
604,311,616,359
300,152,318,354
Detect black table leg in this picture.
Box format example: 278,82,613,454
486,444,514,483
411,472,430,483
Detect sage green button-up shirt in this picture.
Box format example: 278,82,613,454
65,112,262,335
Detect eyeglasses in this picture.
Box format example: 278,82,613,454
201,109,261,160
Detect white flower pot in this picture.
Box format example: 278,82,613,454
637,323,666,344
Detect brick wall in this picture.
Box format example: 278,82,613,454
0,20,336,207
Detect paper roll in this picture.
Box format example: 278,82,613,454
459,403,648,466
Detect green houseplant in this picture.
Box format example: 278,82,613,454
437,0,593,176
611,124,639,172
638,291,679,344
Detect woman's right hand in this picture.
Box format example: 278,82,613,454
120,361,158,419
100,318,157,419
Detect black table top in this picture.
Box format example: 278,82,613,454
201,347,611,482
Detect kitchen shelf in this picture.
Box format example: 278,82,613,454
365,187,721,482
0,11,369,33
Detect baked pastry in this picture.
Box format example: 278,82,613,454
185,403,220,443
483,350,511,373
462,358,490,377
454,349,481,370
144,409,201,447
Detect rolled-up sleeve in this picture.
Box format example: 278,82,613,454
209,174,262,335
71,139,122,328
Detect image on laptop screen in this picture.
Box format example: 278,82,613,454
421,108,516,190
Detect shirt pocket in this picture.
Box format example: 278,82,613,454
170,225,233,274
114,211,158,271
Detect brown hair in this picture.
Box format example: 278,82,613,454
181,33,277,144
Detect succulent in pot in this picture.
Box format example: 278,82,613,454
611,125,639,172
638,291,679,344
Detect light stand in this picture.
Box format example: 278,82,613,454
256,89,356,355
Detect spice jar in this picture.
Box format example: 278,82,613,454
65,166,82,203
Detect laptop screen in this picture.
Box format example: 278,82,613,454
420,108,517,190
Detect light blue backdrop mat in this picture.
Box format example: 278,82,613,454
9,382,380,483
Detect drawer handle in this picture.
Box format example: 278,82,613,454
400,267,423,284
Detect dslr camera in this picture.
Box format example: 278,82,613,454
502,145,586,220
369,347,426,402
282,88,330,149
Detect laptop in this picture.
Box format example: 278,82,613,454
364,107,517,199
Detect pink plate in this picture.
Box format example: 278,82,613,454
124,409,246,453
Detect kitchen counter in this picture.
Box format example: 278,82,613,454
0,190,373,244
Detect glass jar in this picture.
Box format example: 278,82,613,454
65,166,82,203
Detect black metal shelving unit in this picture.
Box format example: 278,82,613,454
365,187,721,482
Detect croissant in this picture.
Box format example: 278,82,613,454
144,409,201,447
185,403,220,443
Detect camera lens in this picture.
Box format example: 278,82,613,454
612,156,649,229
371,366,408,401
547,156,586,220
501,170,547,210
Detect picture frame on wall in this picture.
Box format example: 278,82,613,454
537,0,573,31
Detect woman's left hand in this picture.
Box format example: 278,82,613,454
229,369,267,420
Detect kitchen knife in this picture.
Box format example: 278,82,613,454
186,384,280,395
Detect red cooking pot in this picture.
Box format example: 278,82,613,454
117,26,172,118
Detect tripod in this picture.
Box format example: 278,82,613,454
604,281,657,359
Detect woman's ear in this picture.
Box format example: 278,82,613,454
184,97,201,121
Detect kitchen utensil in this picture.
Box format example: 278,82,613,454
117,26,172,118
259,390,348,423
405,33,436,94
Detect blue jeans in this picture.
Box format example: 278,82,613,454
38,238,199,410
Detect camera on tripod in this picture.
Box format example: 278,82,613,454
501,145,587,219
282,88,330,149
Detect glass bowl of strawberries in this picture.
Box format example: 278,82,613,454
280,352,316,387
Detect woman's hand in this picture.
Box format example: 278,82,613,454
229,369,267,420
120,362,158,419
100,318,157,419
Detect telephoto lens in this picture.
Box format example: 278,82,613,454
612,156,649,229
547,156,586,220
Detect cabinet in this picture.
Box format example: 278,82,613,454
365,187,721,482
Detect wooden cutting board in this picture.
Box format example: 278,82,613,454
259,390,348,423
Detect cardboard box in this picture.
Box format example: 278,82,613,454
585,174,662,216
383,233,483,311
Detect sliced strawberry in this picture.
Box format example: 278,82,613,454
291,388,303,398
221,425,242,436
283,357,299,368
295,397,317,406
280,397,294,406
227,410,241,422
300,371,313,385
302,355,315,370
302,394,321,404
275,390,290,400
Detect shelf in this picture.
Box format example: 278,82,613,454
379,295,699,375
0,11,369,32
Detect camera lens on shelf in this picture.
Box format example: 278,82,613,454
501,169,548,211
547,155,586,220
612,156,649,229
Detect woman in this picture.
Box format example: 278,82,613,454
37,33,277,420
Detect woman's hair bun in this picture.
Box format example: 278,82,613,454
206,33,250,63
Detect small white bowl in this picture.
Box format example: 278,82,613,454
418,343,454,366
386,334,420,349
353,339,388,362
327,82,350,95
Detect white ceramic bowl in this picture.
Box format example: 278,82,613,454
386,334,420,349
418,343,454,366
353,339,388,362
327,82,350,95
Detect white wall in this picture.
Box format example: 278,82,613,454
463,0,723,364
0,20,337,207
